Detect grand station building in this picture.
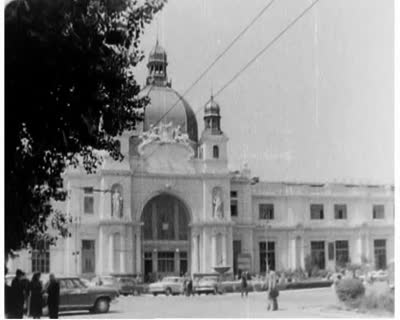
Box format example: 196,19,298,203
9,43,394,280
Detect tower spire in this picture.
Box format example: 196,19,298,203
146,38,168,86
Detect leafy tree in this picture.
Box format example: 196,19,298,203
5,0,165,255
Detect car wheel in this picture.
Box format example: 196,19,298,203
153,293,158,296
94,298,110,313
165,288,172,296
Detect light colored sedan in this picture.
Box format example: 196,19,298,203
149,276,185,296
194,276,223,295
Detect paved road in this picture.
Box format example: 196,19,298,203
61,287,385,318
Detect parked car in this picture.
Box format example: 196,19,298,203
42,276,119,315
114,277,143,296
92,275,119,290
148,276,184,296
194,276,223,295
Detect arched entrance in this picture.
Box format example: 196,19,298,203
141,193,190,282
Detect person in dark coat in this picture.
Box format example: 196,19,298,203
187,277,194,296
267,271,279,311
46,274,60,319
29,272,43,319
240,271,248,298
10,269,26,319
5,267,12,318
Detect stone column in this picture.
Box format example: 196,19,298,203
97,226,104,274
108,234,114,273
120,234,125,273
211,234,216,269
222,233,227,265
135,229,141,273
65,233,72,275
191,234,198,274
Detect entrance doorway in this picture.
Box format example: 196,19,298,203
141,194,191,281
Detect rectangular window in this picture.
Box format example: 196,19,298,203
335,240,349,267
233,240,242,275
81,240,95,274
259,241,275,273
374,239,387,270
259,204,274,220
373,205,385,219
334,204,347,219
230,191,238,217
310,204,324,220
310,241,325,269
179,252,188,276
84,187,94,214
157,251,175,273
31,240,50,273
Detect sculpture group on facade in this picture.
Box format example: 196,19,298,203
138,122,191,154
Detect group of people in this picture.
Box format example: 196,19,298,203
5,268,60,319
240,270,279,311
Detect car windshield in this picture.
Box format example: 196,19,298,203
162,277,177,282
119,278,134,284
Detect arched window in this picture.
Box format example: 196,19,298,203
213,145,219,159
111,184,123,218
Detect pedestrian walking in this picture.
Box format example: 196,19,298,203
267,271,279,311
46,274,60,319
29,272,43,319
9,269,26,319
187,277,194,296
240,271,248,298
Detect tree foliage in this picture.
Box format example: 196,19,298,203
5,0,165,254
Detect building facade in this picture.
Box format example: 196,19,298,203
8,43,394,280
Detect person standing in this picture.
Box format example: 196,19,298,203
46,274,60,319
5,267,12,319
187,277,194,296
240,271,248,298
267,271,279,311
29,272,43,319
9,269,26,319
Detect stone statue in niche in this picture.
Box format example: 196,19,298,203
112,188,123,217
212,188,224,219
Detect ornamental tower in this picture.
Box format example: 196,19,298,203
146,39,170,87
200,95,228,162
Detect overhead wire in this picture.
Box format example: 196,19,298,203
140,0,322,162
150,0,276,129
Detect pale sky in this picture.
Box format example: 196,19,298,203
135,0,394,184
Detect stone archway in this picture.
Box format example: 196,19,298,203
141,193,191,282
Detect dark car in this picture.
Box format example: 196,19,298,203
115,277,143,296
43,276,119,314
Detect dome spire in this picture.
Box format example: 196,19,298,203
203,92,222,135
146,39,168,86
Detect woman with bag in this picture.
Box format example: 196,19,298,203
267,271,279,311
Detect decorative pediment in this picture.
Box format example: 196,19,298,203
138,122,193,155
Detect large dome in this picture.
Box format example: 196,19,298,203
140,85,198,142
140,42,198,143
